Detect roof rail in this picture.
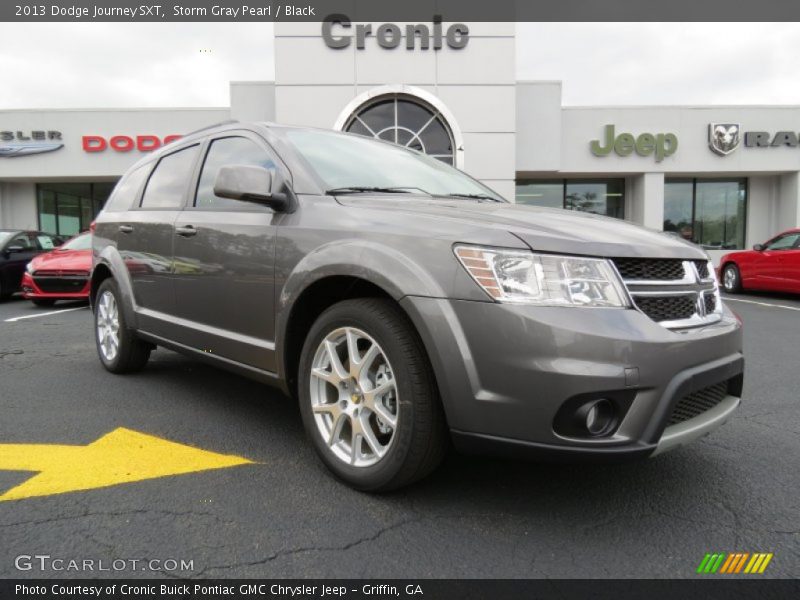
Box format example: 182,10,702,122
176,119,239,140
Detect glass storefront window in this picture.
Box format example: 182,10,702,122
37,181,118,236
515,179,625,219
664,179,747,250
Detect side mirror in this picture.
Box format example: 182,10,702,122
753,243,765,251
213,165,294,212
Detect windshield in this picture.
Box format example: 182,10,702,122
59,232,92,251
285,129,505,201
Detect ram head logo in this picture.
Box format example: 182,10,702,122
709,123,740,156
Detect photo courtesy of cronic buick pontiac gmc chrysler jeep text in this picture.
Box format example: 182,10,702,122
90,122,744,491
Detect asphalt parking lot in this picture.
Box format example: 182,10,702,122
0,293,797,579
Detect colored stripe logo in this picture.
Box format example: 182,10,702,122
696,552,773,574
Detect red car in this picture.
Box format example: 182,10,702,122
720,228,800,294
21,232,92,307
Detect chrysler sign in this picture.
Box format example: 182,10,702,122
0,130,63,158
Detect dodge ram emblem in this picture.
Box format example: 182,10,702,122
709,123,740,156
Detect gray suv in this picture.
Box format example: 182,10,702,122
91,122,744,491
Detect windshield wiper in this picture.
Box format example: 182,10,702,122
325,186,415,195
445,193,502,202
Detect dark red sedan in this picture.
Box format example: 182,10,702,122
21,232,92,307
720,228,800,294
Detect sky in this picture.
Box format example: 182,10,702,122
1,22,799,109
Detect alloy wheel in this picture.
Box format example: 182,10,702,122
723,266,737,291
309,327,399,467
96,290,120,362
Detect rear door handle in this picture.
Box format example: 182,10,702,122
118,225,133,234
175,225,197,238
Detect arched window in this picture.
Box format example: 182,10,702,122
343,95,455,165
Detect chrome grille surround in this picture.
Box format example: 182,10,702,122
611,259,722,329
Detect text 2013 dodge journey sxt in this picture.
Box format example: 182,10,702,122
91,122,744,491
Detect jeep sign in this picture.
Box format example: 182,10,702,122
590,124,678,162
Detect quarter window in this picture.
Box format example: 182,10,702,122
195,137,276,209
515,179,625,219
140,145,199,209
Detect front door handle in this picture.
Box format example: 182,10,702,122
118,225,133,234
175,225,197,238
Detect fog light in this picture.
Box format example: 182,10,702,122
583,399,615,436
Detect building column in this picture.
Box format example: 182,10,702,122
777,172,800,231
627,172,664,230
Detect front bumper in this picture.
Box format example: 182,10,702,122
400,296,744,460
21,272,90,300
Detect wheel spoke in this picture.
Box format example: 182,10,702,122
371,401,397,430
354,344,380,383
328,411,347,446
324,340,349,382
360,416,386,458
311,367,340,386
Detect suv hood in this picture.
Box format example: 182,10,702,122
336,196,707,259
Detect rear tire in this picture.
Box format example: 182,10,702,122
722,263,742,293
32,298,56,308
298,298,446,492
94,278,151,373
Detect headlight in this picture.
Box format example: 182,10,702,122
25,262,34,274
454,245,630,308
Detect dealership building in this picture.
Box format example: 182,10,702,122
1,22,799,263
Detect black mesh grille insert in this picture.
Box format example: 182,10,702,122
33,276,88,294
694,260,710,279
613,258,685,281
704,293,716,314
634,294,696,322
668,382,729,425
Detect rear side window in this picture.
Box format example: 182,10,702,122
104,164,150,212
195,137,276,209
140,145,199,209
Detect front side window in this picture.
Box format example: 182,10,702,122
664,179,747,249
286,129,502,200
765,233,800,251
140,145,199,209
104,166,149,213
57,232,92,251
515,179,625,219
195,137,276,209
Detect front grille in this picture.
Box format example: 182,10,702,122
704,293,716,314
668,382,729,425
33,275,88,294
613,258,685,281
634,294,696,323
694,260,710,279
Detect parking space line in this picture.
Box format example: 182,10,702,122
4,306,87,322
722,297,800,312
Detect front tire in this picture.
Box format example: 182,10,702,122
94,278,151,373
722,263,742,293
298,298,446,491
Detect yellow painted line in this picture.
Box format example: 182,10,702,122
749,553,766,574
720,553,736,573
744,554,759,573
4,306,86,322
758,553,774,573
0,428,253,501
